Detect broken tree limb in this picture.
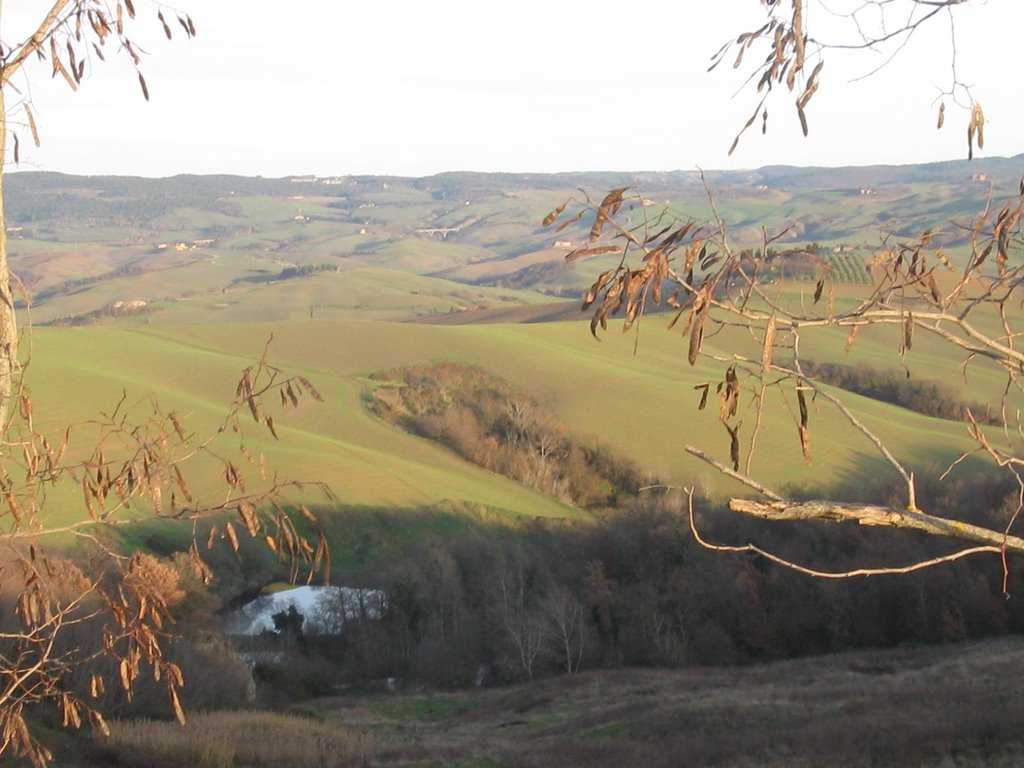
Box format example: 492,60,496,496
728,498,1024,556
684,445,784,500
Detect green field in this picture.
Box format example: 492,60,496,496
21,308,1008,529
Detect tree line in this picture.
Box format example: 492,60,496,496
803,360,999,425
237,467,1024,699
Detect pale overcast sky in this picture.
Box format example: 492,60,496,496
3,1,1023,178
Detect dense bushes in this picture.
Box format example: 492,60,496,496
268,470,1024,692
277,263,340,280
804,360,999,424
367,362,649,509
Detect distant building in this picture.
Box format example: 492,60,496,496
225,585,386,636
111,300,147,311
554,240,573,249
971,173,988,182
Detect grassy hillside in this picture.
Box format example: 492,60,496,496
22,306,1008,533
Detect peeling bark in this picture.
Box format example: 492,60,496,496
728,498,1024,555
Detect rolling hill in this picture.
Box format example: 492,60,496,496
4,158,1022,543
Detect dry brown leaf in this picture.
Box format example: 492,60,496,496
761,316,777,376
796,385,812,463
565,245,621,262
159,10,174,39
542,201,567,227
688,311,705,366
555,209,585,233
25,105,39,147
695,383,710,410
589,188,628,242
726,423,740,471
297,376,323,401
172,465,191,502
719,365,740,422
169,685,185,725
798,423,812,464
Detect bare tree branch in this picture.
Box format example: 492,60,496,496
728,497,1024,555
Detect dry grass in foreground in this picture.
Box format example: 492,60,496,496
93,711,377,768
312,637,1024,767
55,637,1024,767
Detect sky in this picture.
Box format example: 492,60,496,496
2,0,1023,178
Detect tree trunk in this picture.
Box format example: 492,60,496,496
0,86,18,435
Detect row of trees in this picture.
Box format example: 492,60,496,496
803,360,1000,425
260,469,1023,692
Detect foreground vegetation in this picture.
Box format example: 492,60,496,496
42,638,1024,767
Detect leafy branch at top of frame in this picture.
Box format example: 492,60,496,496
1,1,197,164
711,0,985,159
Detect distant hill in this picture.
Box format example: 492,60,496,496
6,154,1023,324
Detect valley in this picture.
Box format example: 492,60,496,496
7,158,1024,767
